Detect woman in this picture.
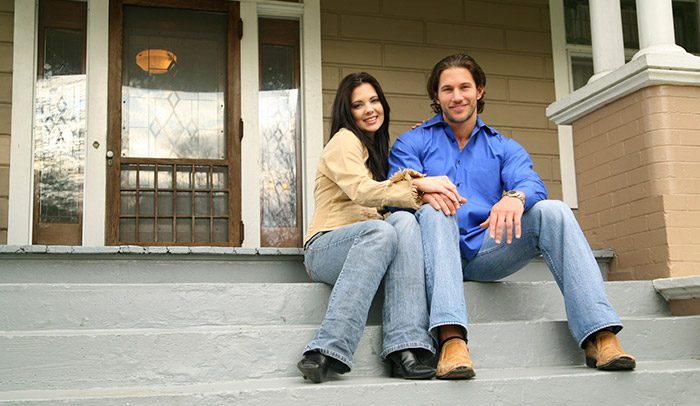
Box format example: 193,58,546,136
297,72,464,383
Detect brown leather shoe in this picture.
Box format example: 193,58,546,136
584,331,636,370
436,337,476,379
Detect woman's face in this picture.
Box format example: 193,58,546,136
350,83,384,136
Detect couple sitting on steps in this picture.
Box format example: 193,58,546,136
297,53,636,383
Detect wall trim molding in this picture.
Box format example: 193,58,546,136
547,53,700,125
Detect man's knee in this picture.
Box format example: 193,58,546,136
530,200,576,223
416,204,456,225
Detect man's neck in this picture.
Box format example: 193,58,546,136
445,115,477,150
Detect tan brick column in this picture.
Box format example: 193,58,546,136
572,85,700,281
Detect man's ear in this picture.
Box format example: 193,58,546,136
477,86,485,100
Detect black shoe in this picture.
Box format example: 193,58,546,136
388,349,436,380
297,351,351,383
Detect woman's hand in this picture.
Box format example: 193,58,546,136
413,177,466,215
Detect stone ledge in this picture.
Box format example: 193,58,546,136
653,276,700,301
0,245,304,256
0,245,613,261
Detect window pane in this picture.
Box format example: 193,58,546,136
158,165,173,189
674,1,699,53
571,55,594,91
121,6,227,159
120,218,136,242
195,218,210,242
261,45,295,90
176,192,193,216
120,191,136,216
34,0,87,233
564,0,591,45
157,191,173,216
176,218,192,242
212,219,228,242
139,191,155,216
258,18,303,247
157,218,174,242
44,28,82,77
620,0,639,49
139,218,155,242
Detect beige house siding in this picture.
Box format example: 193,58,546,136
0,0,13,244
319,0,562,199
573,85,700,281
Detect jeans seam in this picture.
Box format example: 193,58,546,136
381,342,436,359
578,322,624,348
304,345,353,369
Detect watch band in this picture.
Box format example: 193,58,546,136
502,190,525,205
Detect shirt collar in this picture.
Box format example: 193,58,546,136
423,113,497,137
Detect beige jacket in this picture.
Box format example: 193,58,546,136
304,128,423,245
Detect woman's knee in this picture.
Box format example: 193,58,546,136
386,210,418,232
360,220,398,251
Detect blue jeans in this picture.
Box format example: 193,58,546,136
416,200,622,348
303,211,435,370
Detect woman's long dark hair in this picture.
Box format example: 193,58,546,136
330,72,391,181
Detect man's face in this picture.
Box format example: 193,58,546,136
436,67,484,126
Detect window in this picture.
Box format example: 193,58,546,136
563,0,699,90
258,18,303,247
32,0,87,245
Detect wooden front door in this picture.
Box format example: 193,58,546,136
107,0,241,246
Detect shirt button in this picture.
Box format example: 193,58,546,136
457,182,461,187
457,160,461,165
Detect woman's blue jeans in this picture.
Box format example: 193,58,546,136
303,211,435,370
416,200,622,348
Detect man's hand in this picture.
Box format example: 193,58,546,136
479,196,524,244
422,192,464,216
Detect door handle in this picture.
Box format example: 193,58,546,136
106,150,114,166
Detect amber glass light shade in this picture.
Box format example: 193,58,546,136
135,49,177,74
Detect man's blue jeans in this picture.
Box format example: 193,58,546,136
416,200,622,348
303,211,435,370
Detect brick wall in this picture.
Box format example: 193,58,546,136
573,85,700,280
319,0,562,198
0,0,13,244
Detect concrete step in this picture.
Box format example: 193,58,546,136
2,317,697,391
0,281,670,331
1,360,698,405
0,246,613,283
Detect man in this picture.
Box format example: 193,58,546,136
388,54,636,380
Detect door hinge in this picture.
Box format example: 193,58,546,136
239,118,244,141
238,18,243,40
239,221,245,242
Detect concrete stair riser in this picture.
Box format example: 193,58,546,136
1,360,699,405
0,281,670,331
0,250,612,284
2,317,698,391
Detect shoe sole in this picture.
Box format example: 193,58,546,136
297,362,328,383
391,369,436,380
436,366,476,380
586,356,636,371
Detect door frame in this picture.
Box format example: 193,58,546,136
106,0,242,245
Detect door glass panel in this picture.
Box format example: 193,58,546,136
121,7,226,159
32,0,87,245
118,5,231,244
258,18,302,247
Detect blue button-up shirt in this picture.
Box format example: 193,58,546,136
389,114,548,260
